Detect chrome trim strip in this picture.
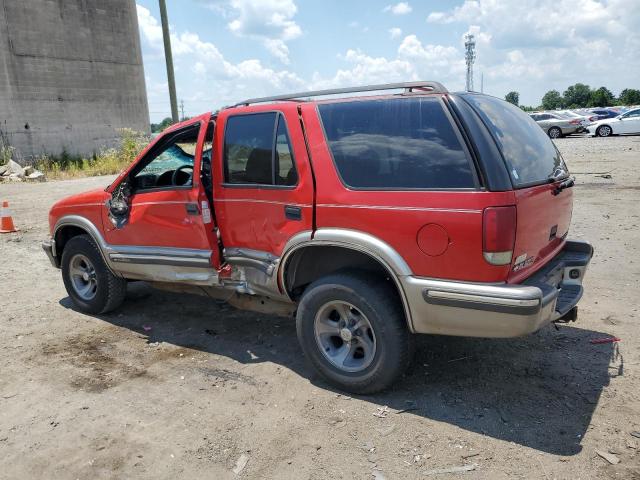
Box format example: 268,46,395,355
317,204,482,214
108,244,212,260
216,198,312,208
110,254,211,268
425,290,540,307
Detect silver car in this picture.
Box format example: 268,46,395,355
529,112,581,138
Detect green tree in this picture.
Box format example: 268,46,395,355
150,117,174,133
541,90,564,110
619,88,640,106
505,91,519,106
588,87,615,107
563,83,591,108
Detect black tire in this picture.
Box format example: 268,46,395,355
548,127,562,139
61,234,127,314
597,125,612,137
296,271,412,394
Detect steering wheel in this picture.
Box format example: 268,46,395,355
172,164,194,186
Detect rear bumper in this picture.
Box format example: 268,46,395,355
42,237,60,268
403,240,594,338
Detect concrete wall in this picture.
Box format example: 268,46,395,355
0,0,150,161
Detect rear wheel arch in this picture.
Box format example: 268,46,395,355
281,244,412,331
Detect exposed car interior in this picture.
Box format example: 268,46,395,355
132,125,200,191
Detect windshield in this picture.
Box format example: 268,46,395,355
461,93,568,187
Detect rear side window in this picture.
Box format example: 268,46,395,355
223,112,297,186
462,94,567,187
318,97,475,189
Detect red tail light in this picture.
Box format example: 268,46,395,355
589,116,598,121
483,206,517,265
569,119,581,125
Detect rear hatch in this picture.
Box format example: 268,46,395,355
460,93,574,283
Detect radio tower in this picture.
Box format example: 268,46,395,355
464,34,476,91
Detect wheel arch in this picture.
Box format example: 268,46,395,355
597,123,614,136
279,229,415,332
54,215,116,275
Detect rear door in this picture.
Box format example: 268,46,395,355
461,94,574,283
212,104,314,257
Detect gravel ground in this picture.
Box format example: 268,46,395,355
0,135,639,479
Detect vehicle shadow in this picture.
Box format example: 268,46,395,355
61,282,621,456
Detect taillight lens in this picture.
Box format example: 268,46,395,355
589,116,598,121
569,119,581,125
483,206,517,265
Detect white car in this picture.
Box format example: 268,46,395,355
587,108,640,137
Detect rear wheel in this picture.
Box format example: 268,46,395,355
597,125,612,137
296,271,412,394
548,127,562,139
61,235,127,314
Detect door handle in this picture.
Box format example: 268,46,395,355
284,205,302,221
185,203,199,215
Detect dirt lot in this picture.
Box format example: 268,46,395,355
1,135,639,479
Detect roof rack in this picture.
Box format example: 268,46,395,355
232,81,448,107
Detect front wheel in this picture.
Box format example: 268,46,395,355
597,125,612,137
296,272,412,394
548,127,562,139
61,235,127,314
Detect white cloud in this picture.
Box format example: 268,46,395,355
424,0,640,104
389,27,402,39
383,2,412,15
209,0,302,63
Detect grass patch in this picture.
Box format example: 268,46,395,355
35,129,149,180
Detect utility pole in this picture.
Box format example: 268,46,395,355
464,34,476,92
180,99,185,121
159,0,179,123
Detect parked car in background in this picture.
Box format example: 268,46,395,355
587,108,640,137
42,82,592,393
530,112,581,138
555,110,596,131
588,108,620,120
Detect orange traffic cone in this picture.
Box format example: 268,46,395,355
0,201,18,233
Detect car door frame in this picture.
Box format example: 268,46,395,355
101,112,222,283
211,103,315,292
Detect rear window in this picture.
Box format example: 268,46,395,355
462,94,567,187
318,97,475,189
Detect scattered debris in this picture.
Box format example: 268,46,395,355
373,406,389,418
596,174,613,179
0,160,46,182
142,325,152,332
461,452,479,459
232,453,250,474
596,450,620,465
372,470,386,480
590,337,621,344
423,463,478,475
630,431,640,439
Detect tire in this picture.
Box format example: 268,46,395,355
61,234,127,314
296,271,412,394
548,127,562,139
597,125,612,137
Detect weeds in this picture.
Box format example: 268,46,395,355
35,129,148,180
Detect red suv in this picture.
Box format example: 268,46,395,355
43,82,593,393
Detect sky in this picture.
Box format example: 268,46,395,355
136,0,640,122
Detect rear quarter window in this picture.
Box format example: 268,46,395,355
461,94,567,187
318,97,475,189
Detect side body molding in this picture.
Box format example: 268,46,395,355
54,215,218,285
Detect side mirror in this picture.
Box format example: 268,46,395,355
107,179,131,228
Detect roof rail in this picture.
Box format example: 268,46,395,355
232,81,448,107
